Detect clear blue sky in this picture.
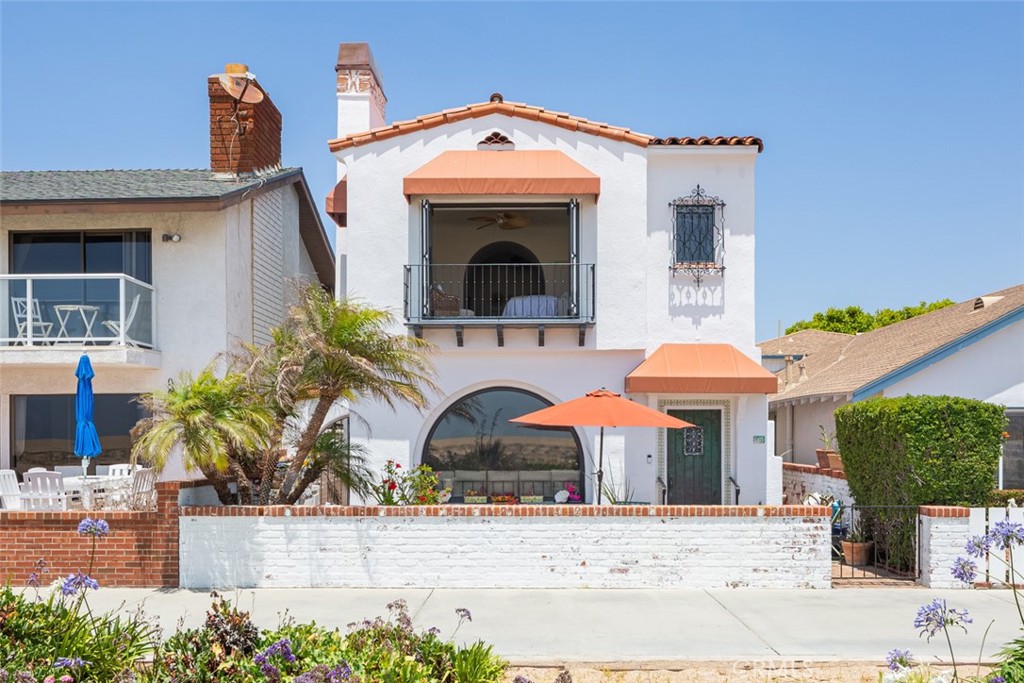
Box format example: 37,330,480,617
2,2,1022,340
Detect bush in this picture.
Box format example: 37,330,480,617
146,597,505,683
835,395,1005,507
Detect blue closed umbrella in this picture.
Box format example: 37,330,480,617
74,354,102,464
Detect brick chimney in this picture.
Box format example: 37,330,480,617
336,43,386,139
209,63,282,178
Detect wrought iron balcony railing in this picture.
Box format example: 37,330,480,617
0,274,156,349
404,263,595,324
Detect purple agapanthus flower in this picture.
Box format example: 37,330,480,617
951,556,978,584
965,535,991,558
914,598,972,641
54,657,89,669
60,572,99,596
885,648,914,671
988,676,1005,683
77,518,110,538
988,520,1024,550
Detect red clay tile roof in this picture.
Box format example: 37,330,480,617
327,95,763,153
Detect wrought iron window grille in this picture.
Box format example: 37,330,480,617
683,427,704,456
670,184,726,287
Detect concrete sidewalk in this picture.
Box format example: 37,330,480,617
83,586,1024,665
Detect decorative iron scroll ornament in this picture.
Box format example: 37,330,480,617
669,184,726,287
683,426,704,456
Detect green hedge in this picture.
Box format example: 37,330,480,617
989,490,1024,507
835,395,1005,507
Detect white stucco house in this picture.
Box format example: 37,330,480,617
759,284,1024,485
325,43,778,505
0,64,334,478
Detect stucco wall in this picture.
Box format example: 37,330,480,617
179,505,832,589
784,399,846,466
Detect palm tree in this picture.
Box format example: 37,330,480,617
273,286,436,504
132,367,272,504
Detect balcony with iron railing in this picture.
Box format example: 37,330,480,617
403,262,595,346
0,274,159,366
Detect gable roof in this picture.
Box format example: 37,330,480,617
327,96,764,153
761,285,1024,404
1,168,335,289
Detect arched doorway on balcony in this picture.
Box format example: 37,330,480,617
464,242,545,317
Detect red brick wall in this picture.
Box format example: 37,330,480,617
0,481,184,588
209,75,282,176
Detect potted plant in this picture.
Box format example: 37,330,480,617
464,489,487,504
840,519,874,567
817,425,841,471
520,495,544,504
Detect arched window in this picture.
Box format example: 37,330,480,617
423,388,583,502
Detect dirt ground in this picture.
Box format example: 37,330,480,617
505,662,890,683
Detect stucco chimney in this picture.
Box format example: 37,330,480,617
209,63,282,178
336,42,386,139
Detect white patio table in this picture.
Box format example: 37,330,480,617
62,474,131,509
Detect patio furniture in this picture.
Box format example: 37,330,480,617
54,465,82,478
101,293,141,345
11,297,53,343
0,469,22,510
25,467,48,473
22,471,67,511
431,286,460,317
63,474,132,509
100,468,156,510
53,304,100,341
108,463,140,478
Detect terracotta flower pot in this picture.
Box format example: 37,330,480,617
827,452,844,472
816,449,830,470
841,540,874,567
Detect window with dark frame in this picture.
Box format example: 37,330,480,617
670,185,725,287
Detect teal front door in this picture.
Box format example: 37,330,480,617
667,409,722,504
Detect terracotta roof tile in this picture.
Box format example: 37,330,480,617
327,95,764,153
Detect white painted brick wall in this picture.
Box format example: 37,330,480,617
782,468,853,505
918,515,970,589
179,513,832,589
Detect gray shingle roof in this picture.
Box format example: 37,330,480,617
762,284,1024,403
0,168,301,203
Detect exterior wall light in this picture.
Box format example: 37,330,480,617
646,453,653,464
162,233,182,243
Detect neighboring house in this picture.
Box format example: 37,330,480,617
325,43,778,505
0,64,334,479
758,285,1024,484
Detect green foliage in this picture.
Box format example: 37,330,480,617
835,396,1006,507
370,460,449,505
994,635,1024,682
145,596,506,683
0,583,158,682
785,299,955,335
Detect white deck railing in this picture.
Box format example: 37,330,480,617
0,273,155,349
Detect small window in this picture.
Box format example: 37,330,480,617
670,185,725,287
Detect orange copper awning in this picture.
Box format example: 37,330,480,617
625,344,779,394
325,178,347,227
403,150,600,199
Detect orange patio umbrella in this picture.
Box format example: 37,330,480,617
509,389,694,504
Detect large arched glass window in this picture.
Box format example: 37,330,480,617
423,388,583,502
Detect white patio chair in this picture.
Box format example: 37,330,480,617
105,468,156,510
95,465,110,476
108,463,139,478
26,467,47,473
54,465,82,478
101,293,141,346
0,470,23,510
22,471,67,511
11,297,53,343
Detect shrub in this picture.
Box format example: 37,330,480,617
835,395,1005,507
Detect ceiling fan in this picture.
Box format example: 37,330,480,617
469,211,531,231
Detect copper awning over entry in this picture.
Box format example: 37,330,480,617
625,344,778,394
403,150,600,199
